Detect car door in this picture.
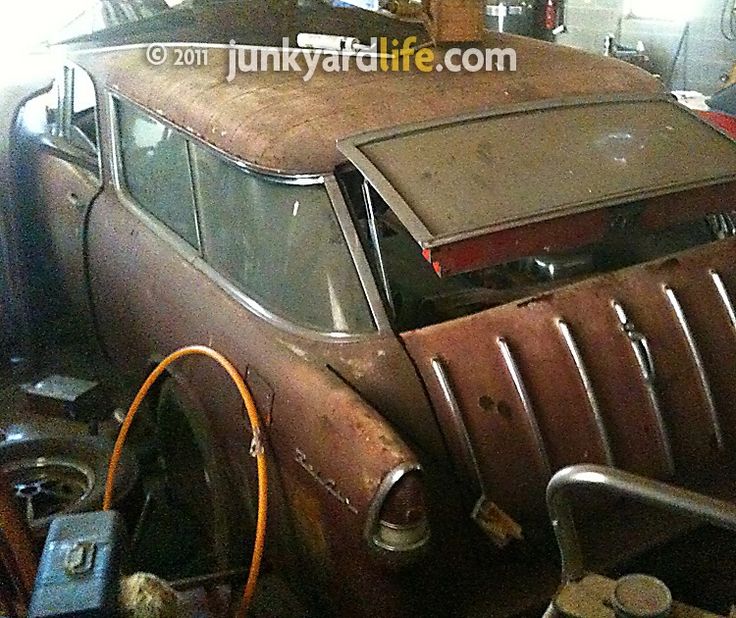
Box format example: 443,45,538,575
30,63,101,328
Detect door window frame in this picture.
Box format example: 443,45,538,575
45,61,102,178
107,91,388,339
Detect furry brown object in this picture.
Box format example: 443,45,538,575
119,573,181,618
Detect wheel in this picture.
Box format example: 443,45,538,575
153,378,237,574
0,436,138,536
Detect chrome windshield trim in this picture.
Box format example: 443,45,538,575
326,176,390,334
663,285,724,449
557,319,615,466
497,337,552,479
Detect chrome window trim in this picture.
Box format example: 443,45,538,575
110,90,325,184
107,92,379,342
50,61,103,182
110,94,202,252
325,177,390,334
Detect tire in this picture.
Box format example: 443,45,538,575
154,378,236,572
0,436,138,536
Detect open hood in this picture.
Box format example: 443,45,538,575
401,236,736,535
339,95,736,275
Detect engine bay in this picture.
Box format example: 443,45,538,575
340,169,736,331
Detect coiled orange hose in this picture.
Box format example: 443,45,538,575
103,345,268,618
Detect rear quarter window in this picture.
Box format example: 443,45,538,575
190,144,374,333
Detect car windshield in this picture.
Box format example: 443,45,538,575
340,98,736,249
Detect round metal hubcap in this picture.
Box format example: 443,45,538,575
3,457,95,524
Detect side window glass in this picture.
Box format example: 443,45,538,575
116,99,199,249
190,144,374,333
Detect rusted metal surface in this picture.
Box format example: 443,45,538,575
79,34,662,175
9,6,735,615
403,237,736,524
85,187,422,616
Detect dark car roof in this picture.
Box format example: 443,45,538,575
77,9,664,175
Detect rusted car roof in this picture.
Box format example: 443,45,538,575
80,34,664,175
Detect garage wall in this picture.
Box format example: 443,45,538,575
558,0,736,94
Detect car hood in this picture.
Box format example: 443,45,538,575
401,236,736,535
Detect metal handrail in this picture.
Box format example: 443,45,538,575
547,464,736,581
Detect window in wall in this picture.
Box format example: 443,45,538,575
623,0,699,21
116,99,200,249
190,144,374,333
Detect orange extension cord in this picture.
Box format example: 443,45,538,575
102,345,268,618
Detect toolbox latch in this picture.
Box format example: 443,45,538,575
64,541,96,575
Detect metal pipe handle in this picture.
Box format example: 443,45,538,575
547,464,736,581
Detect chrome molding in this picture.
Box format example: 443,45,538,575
430,357,485,497
106,93,380,343
497,337,552,479
663,286,724,449
547,464,736,582
363,462,428,552
109,92,324,184
325,176,391,333
611,301,674,476
363,180,395,318
556,320,615,466
710,270,736,333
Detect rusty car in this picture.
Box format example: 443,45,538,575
2,1,736,616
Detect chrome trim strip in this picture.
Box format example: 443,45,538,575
185,141,204,253
497,337,551,479
663,285,724,449
557,320,615,466
363,181,395,318
611,300,674,476
710,270,736,332
363,462,429,553
106,93,379,343
430,357,485,496
110,92,324,184
325,176,390,333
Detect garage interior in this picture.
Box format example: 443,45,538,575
1,1,736,617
